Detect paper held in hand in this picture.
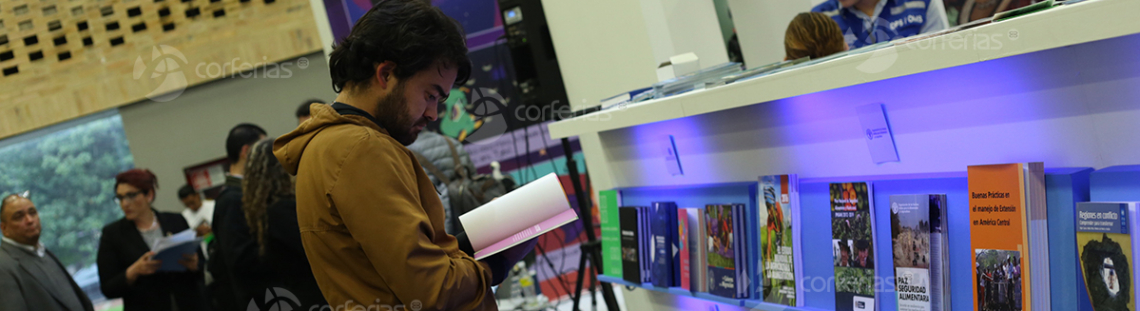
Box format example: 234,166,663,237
151,229,202,272
460,173,579,260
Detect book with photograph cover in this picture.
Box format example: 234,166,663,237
759,174,801,306
831,182,877,311
707,204,741,298
890,194,951,311
968,163,1047,311
1076,202,1139,311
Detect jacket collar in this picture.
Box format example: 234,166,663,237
331,102,387,132
1,236,45,257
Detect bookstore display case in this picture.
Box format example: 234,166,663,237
551,0,1140,310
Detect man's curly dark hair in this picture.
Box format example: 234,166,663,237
327,0,472,93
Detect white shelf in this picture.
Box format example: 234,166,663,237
549,0,1140,139
597,275,827,311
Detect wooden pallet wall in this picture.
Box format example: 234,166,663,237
0,0,322,138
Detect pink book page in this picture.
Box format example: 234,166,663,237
474,209,579,260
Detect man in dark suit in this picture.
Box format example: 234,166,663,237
212,123,270,310
0,193,95,311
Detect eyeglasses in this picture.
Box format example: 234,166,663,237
114,191,143,204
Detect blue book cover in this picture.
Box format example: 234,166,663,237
639,206,652,283
706,204,738,298
652,202,677,287
747,185,763,300
668,203,682,287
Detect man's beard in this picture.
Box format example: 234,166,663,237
373,82,428,146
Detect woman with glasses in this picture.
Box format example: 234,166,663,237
96,168,208,311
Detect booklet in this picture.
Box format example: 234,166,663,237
151,229,202,272
460,173,579,260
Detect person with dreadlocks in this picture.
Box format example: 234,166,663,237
784,12,848,61
241,138,327,309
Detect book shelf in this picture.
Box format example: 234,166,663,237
601,169,1107,311
548,0,1140,139
552,0,1140,310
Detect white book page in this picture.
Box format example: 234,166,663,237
152,229,197,252
459,173,572,251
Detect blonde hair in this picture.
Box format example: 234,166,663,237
784,12,847,60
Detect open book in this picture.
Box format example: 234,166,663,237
460,173,578,260
151,229,202,272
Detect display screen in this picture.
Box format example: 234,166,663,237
504,7,523,25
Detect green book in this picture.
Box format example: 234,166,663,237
599,190,623,277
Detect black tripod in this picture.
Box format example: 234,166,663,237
559,137,620,311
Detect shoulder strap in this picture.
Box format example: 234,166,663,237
443,138,468,180
412,151,451,185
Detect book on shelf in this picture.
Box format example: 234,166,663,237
459,173,579,260
759,174,803,306
735,201,749,298
620,206,647,284
686,207,709,292
1075,202,1139,311
890,194,951,311
641,205,652,283
706,203,746,298
679,208,691,291
599,87,652,110
652,202,679,287
967,162,1048,311
831,182,878,311
599,190,622,278
151,229,202,272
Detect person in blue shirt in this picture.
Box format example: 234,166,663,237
812,0,949,49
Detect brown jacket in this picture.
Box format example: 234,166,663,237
273,103,497,311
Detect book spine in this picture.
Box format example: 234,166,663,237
679,208,691,291
599,190,622,278
665,202,674,285
651,202,675,287
619,207,640,284
748,185,762,300
693,209,708,292
641,206,652,283
791,174,804,307
1026,163,1050,311
738,202,747,298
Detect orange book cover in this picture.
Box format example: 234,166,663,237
969,163,1031,311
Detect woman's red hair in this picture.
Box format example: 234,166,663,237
115,168,159,195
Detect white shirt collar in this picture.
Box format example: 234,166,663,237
1,236,46,258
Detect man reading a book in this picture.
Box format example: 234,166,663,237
273,1,533,310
